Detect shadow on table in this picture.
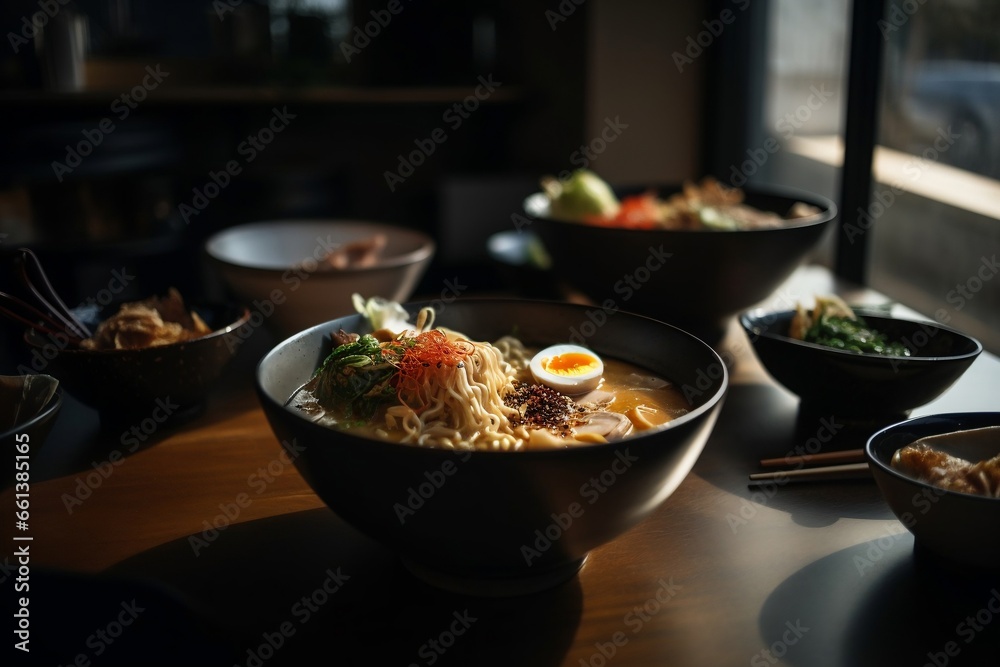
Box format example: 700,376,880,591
696,382,897,526
2,566,236,667
757,535,999,667
104,507,583,667
28,388,216,484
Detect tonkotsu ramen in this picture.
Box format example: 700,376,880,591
288,297,689,451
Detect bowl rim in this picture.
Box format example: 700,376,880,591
738,308,983,363
522,181,838,233
22,303,252,356
255,297,729,456
0,387,62,440
865,411,1000,503
204,219,436,273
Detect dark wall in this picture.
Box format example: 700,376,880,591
0,0,588,311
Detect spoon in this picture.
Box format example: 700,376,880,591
903,425,1000,463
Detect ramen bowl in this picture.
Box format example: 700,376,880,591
23,302,250,427
256,299,727,595
205,220,435,337
523,184,836,342
866,412,1000,570
740,308,982,417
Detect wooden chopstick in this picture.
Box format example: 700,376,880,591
749,447,873,485
759,448,866,468
748,462,870,484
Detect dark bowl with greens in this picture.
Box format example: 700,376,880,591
739,308,982,417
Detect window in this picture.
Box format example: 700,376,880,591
872,0,1000,352
743,0,1000,352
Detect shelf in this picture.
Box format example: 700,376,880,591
2,53,526,106
0,84,526,107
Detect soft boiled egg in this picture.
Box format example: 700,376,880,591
529,344,604,395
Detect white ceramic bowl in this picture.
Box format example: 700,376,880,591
205,220,435,337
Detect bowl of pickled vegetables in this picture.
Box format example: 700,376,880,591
740,295,982,417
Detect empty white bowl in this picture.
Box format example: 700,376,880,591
205,220,435,337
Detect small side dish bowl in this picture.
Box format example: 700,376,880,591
22,303,250,426
523,184,836,342
205,220,435,337
1,374,61,491
256,299,727,595
866,412,1000,570
486,230,560,298
739,309,982,417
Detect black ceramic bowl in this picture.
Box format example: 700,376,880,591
23,303,251,425
1,375,62,491
523,184,836,342
255,299,727,595
740,309,982,417
866,412,1000,570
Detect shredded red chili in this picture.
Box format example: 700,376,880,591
394,330,473,410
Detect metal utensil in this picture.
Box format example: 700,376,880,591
15,247,92,339
0,289,86,344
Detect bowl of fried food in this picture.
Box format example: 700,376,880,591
866,412,1000,570
522,170,836,342
205,220,435,337
740,295,982,417
256,296,727,596
23,288,250,425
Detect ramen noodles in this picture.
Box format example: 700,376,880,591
289,306,689,451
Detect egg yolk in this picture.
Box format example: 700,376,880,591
542,352,600,376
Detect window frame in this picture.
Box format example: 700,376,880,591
703,0,887,286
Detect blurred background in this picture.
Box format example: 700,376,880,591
0,0,997,356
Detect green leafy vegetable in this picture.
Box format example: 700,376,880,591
308,334,405,421
803,313,910,356
790,295,910,357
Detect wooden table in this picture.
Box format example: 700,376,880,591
4,265,999,666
